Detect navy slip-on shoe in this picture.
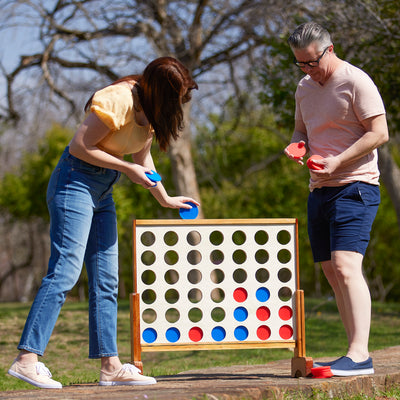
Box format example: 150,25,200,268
330,356,374,376
313,356,344,368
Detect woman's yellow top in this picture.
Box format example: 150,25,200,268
90,85,152,157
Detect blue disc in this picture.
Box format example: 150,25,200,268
211,326,226,342
256,287,270,302
142,328,157,343
234,326,249,341
165,327,180,343
233,307,248,322
179,202,199,219
145,170,162,182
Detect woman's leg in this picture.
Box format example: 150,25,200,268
84,193,119,359
18,163,94,356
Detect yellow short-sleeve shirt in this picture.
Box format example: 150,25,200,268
90,85,152,157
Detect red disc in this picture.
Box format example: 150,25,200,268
257,325,271,340
233,287,248,302
286,142,306,159
256,306,270,321
311,366,333,379
307,154,324,170
278,306,293,321
188,327,203,342
279,325,293,339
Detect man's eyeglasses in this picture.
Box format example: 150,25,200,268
293,47,329,68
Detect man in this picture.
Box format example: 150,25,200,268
285,22,388,376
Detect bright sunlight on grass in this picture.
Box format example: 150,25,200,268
1,298,400,393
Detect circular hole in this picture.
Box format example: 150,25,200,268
232,230,246,245
141,251,155,266
233,268,247,284
164,231,178,246
233,307,248,322
210,269,225,284
166,327,180,343
257,325,271,340
232,249,247,264
142,289,156,304
277,249,291,264
188,307,203,322
210,250,224,265
142,328,157,343
141,270,156,285
255,230,268,245
165,289,179,304
255,249,269,264
211,307,225,322
187,231,201,246
165,308,180,323
142,308,157,323
256,268,270,283
279,325,293,340
187,250,202,265
164,269,179,284
278,268,292,283
187,269,202,284
141,231,155,246
188,288,202,303
164,250,179,265
211,288,225,303
209,230,224,245
278,287,293,302
189,327,203,342
277,230,291,245
233,287,248,302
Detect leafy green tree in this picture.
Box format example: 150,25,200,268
0,125,72,220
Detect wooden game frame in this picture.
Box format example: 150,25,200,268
130,219,313,377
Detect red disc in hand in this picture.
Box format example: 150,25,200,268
307,155,324,170
286,142,306,159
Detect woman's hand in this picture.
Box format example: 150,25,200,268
124,163,157,188
158,196,200,209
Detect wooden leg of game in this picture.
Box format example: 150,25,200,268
130,292,143,373
291,289,313,377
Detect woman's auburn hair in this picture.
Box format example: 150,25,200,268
85,57,198,152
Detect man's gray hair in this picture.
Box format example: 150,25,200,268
288,22,332,51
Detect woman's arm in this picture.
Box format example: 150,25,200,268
69,113,156,188
131,136,200,209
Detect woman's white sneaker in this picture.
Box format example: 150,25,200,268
99,363,157,386
8,360,62,389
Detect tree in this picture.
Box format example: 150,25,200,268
0,0,298,215
258,0,400,230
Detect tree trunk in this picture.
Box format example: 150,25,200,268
168,103,204,218
378,145,400,233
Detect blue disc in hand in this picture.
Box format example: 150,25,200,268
179,202,199,219
145,170,162,182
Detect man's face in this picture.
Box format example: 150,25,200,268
292,42,332,85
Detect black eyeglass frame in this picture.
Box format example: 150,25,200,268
293,46,330,68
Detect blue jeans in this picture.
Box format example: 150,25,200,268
18,147,121,358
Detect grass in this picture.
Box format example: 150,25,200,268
1,297,400,398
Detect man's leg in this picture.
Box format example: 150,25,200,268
322,250,371,362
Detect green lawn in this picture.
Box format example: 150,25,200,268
1,297,400,396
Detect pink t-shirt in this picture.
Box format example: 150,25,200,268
295,61,386,191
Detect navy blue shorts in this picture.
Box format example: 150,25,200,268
307,181,380,262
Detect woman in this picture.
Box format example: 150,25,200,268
8,57,200,388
